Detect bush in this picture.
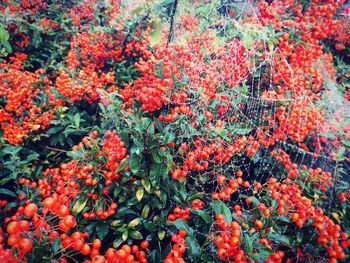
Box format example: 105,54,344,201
0,0,350,262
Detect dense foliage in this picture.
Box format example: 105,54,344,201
0,0,350,262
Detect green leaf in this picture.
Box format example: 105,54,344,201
151,249,161,262
73,113,80,128
152,150,163,164
150,163,162,186
52,238,62,253
1,145,21,155
213,200,232,223
141,179,151,193
244,33,252,49
276,215,290,223
116,158,129,172
149,25,162,47
136,189,144,202
178,184,187,201
26,153,39,162
213,200,221,215
164,132,175,144
268,232,291,246
129,155,141,174
191,210,212,223
158,230,166,240
243,233,254,254
250,242,274,260
114,187,122,197
337,147,346,161
129,230,143,240
342,139,350,147
268,41,274,52
32,33,42,49
96,223,109,240
165,152,173,174
12,247,18,258
141,205,150,218
128,218,141,228
122,230,128,241
0,188,16,197
235,127,252,135
159,192,167,207
221,202,232,223
0,25,9,41
185,236,201,258
3,40,11,53
72,198,88,216
67,150,84,159
117,207,138,217
113,237,124,249
173,219,193,235
154,118,163,132
200,254,212,263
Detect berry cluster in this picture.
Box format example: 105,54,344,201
214,216,249,262
0,54,57,144
164,230,187,263
167,207,191,221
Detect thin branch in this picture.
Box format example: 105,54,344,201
122,13,150,48
167,0,179,44
329,159,341,213
45,146,69,153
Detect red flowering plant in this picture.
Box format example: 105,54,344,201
0,0,350,262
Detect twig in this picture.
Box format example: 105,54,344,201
45,146,69,153
329,159,340,213
167,0,179,44
122,13,150,48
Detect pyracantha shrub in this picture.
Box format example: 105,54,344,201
0,0,350,262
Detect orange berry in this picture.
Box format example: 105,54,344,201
141,240,149,249
24,203,38,217
92,239,102,249
255,220,263,229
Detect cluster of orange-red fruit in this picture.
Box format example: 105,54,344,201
339,188,350,204
102,130,128,173
58,23,153,105
0,54,58,144
164,230,187,263
256,0,347,152
167,207,191,222
171,136,250,181
217,39,249,89
212,170,250,201
215,215,250,263
267,175,350,261
131,50,172,113
191,199,204,210
121,33,216,115
82,242,149,263
213,136,248,164
123,12,250,115
0,0,154,145
213,170,350,262
35,131,127,219
124,34,221,115
273,103,325,143
271,148,334,193
1,0,47,14
0,130,155,262
0,196,150,263
0,202,40,262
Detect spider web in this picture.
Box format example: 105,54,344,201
111,0,348,261
141,0,349,261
